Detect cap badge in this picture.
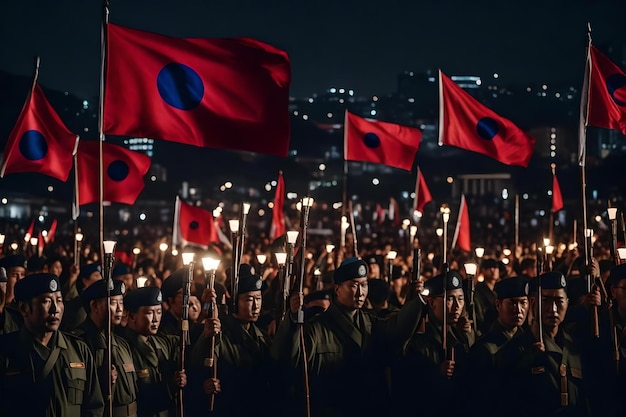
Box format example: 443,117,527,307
156,292,163,303
452,276,460,287
255,280,262,290
524,283,529,295
49,279,58,292
120,283,126,295
358,265,367,277
560,276,567,288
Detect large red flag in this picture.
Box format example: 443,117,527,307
451,194,471,253
344,110,421,171
1,83,78,181
77,141,151,205
587,45,626,135
104,23,291,157
270,171,286,240
439,70,535,167
173,197,218,249
552,171,564,213
413,167,433,215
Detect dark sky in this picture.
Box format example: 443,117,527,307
1,0,625,99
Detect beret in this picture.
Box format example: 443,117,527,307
81,279,126,307
609,264,626,286
304,290,332,304
0,255,26,270
237,264,263,294
424,270,463,296
334,258,368,284
26,256,46,273
112,263,131,277
124,287,163,312
162,267,188,300
14,273,61,302
529,271,567,293
391,266,405,281
79,263,102,280
481,258,499,269
494,275,529,299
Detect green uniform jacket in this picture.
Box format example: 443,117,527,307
0,306,22,335
189,314,273,416
474,282,497,336
494,328,590,417
272,298,424,416
0,327,104,417
73,318,138,412
118,327,181,417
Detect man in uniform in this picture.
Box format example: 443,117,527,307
0,254,26,305
74,279,139,417
495,271,590,417
272,257,425,417
0,266,22,334
61,262,103,331
0,272,104,416
190,264,273,416
118,286,187,417
393,270,474,415
475,258,499,336
159,267,203,345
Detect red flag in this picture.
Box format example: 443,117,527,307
375,203,385,225
587,45,626,135
46,219,57,243
77,141,151,205
451,194,471,253
270,171,286,239
413,167,433,215
37,231,45,255
174,197,218,249
552,172,564,213
104,23,291,157
25,219,35,242
438,70,536,167
1,83,78,181
389,197,400,227
344,110,421,171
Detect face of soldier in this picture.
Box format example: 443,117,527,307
429,288,465,324
129,305,162,336
496,296,529,330
611,279,626,311
533,288,568,329
90,295,124,327
82,271,103,290
21,291,64,335
234,290,262,323
367,264,380,279
482,266,499,283
188,295,201,322
335,277,368,310
6,266,26,304
46,261,63,278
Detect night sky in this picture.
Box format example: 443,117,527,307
1,0,625,100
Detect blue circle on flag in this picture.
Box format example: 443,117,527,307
157,63,204,110
476,117,499,140
607,74,626,106
108,160,129,182
19,130,48,161
189,221,199,230
363,132,381,148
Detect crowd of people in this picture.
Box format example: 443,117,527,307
0,215,625,417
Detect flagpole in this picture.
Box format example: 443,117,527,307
342,110,349,261
549,164,556,244
98,1,110,263
515,194,520,249
579,23,593,292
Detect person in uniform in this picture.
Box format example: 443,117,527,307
468,275,530,416
474,258,499,336
118,286,187,417
366,278,399,318
272,257,425,417
389,265,409,309
0,272,104,416
61,262,103,332
393,270,474,416
0,254,26,305
159,267,203,345
73,279,139,417
495,271,590,417
0,266,22,334
190,264,273,416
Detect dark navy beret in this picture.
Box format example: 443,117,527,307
162,267,188,300
424,270,463,296
112,263,131,277
494,275,529,299
14,273,61,302
81,279,126,307
124,287,163,312
237,264,263,294
530,271,567,293
0,255,26,270
334,258,368,284
304,290,332,304
79,263,102,280
609,264,626,286
481,258,499,269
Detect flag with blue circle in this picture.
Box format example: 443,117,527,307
76,141,151,205
438,70,535,167
104,23,291,157
587,45,626,135
1,83,78,180
344,110,421,171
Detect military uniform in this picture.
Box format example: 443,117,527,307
72,279,139,417
0,273,104,417
474,281,497,336
272,258,425,417
61,263,102,332
119,287,182,417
